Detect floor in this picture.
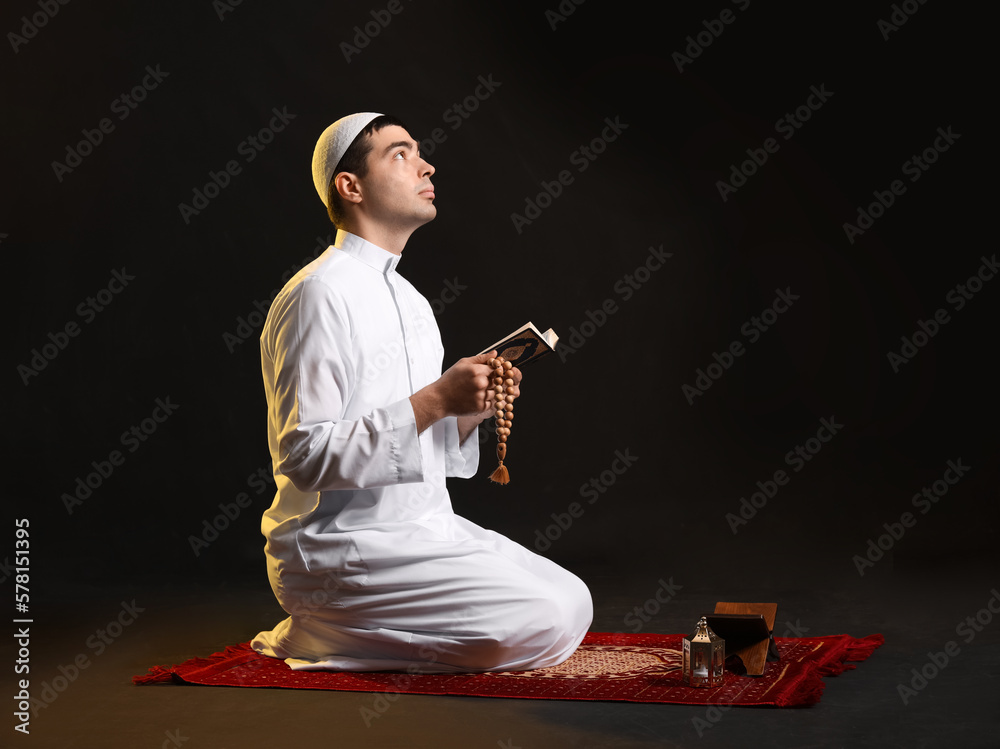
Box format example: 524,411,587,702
15,561,999,749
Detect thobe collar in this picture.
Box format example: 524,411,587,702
333,229,402,275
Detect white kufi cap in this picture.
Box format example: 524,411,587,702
312,112,383,207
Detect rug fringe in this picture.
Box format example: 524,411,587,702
131,666,177,685
817,660,855,677
844,634,885,661
817,634,884,677
133,643,255,685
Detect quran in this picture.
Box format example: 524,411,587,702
478,322,559,368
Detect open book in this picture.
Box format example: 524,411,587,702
478,322,559,367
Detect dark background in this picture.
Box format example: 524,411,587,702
2,1,995,746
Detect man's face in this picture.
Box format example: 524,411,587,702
356,125,436,231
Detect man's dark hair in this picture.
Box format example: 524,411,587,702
327,114,409,228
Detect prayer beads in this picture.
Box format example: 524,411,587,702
488,356,513,484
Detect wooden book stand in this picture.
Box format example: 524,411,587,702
707,602,779,676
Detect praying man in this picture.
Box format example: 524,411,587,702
250,113,593,672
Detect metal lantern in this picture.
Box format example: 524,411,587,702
682,616,726,688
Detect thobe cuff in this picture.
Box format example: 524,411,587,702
444,416,480,479
387,396,424,485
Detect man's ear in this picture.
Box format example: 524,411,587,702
334,172,363,205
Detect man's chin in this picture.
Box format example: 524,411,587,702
399,205,437,233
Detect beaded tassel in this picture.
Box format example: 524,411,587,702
488,356,514,484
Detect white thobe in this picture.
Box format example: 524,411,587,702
250,230,592,672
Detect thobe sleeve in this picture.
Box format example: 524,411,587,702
263,276,424,492
443,416,480,479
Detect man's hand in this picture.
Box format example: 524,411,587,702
457,351,522,443
410,351,522,439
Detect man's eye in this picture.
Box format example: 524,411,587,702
393,151,404,160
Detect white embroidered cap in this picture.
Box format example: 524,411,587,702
311,112,383,207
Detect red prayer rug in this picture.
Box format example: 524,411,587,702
133,632,883,707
